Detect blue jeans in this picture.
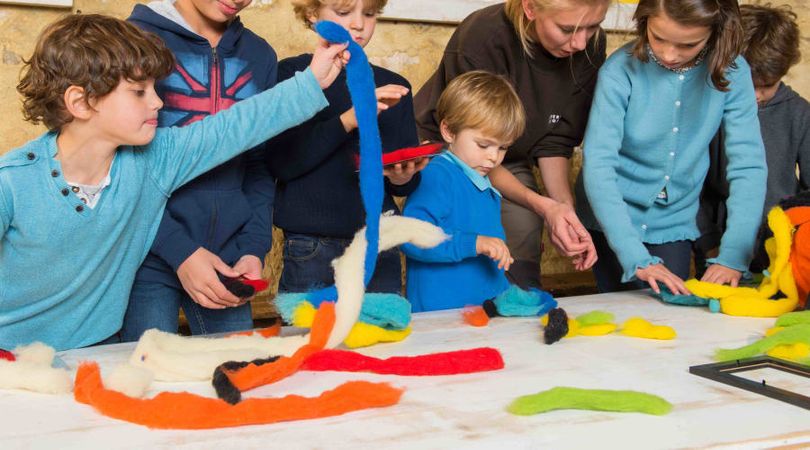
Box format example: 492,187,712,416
120,280,253,342
279,232,402,294
591,230,692,293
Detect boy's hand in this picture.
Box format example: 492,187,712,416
384,157,430,185
310,39,349,89
177,248,242,309
476,235,514,270
701,264,742,287
340,84,409,132
231,255,264,302
636,263,690,295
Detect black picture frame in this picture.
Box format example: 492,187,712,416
690,356,810,410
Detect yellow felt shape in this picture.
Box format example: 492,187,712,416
292,301,317,328
292,302,410,348
766,343,810,361
765,327,785,337
685,208,798,318
620,317,676,340
343,323,412,348
541,315,616,338
576,323,617,336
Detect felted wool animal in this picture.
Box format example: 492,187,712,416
686,206,801,317
462,285,557,327
541,310,617,338
0,342,72,394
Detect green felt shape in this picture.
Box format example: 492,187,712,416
507,386,672,416
715,324,810,361
775,311,810,328
575,311,614,327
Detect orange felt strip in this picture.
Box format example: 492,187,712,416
227,323,281,338
226,302,337,393
74,362,402,430
462,306,490,327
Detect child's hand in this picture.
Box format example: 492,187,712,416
232,255,264,302
340,84,409,132
636,263,690,295
177,248,242,309
701,264,742,287
310,38,349,89
476,235,514,270
384,157,430,185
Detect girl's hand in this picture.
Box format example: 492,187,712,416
636,263,690,295
384,157,430,185
309,39,349,89
476,235,514,270
701,264,742,287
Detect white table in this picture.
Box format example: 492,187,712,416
3,291,810,449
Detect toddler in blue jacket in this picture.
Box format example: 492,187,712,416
402,71,525,312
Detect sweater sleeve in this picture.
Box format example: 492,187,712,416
383,87,422,197
582,67,661,282
707,61,768,272
147,69,328,195
0,182,9,239
400,163,478,262
235,146,275,261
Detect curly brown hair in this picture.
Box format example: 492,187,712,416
17,13,175,131
740,3,801,86
291,0,388,28
632,0,743,92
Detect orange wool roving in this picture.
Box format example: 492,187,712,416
463,306,490,327
786,206,810,309
74,362,402,430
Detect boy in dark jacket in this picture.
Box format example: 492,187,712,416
267,0,426,295
122,0,277,340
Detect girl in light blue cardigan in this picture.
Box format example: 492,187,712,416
577,0,767,295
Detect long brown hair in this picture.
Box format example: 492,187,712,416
631,0,743,92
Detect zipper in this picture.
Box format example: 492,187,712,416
210,47,220,114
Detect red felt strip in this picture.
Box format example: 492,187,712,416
240,278,269,292
301,348,505,375
353,142,443,168
74,362,402,429
0,349,15,361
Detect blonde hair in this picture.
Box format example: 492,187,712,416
292,0,388,28
437,71,526,145
504,0,611,57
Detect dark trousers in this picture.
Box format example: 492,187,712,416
279,232,402,294
591,230,692,293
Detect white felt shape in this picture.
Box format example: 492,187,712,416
128,215,446,382
105,364,154,398
0,342,72,394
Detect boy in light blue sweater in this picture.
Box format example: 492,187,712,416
0,14,345,351
402,71,524,312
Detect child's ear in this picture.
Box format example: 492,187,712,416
439,120,456,144
306,11,319,27
63,85,93,120
521,0,536,21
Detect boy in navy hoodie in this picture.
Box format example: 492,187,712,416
267,0,426,295
122,0,277,340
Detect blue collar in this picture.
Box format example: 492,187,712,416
441,151,502,197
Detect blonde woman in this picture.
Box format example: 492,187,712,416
415,0,609,289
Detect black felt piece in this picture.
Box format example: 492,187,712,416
218,275,256,299
482,299,500,318
543,307,569,345
212,356,281,405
